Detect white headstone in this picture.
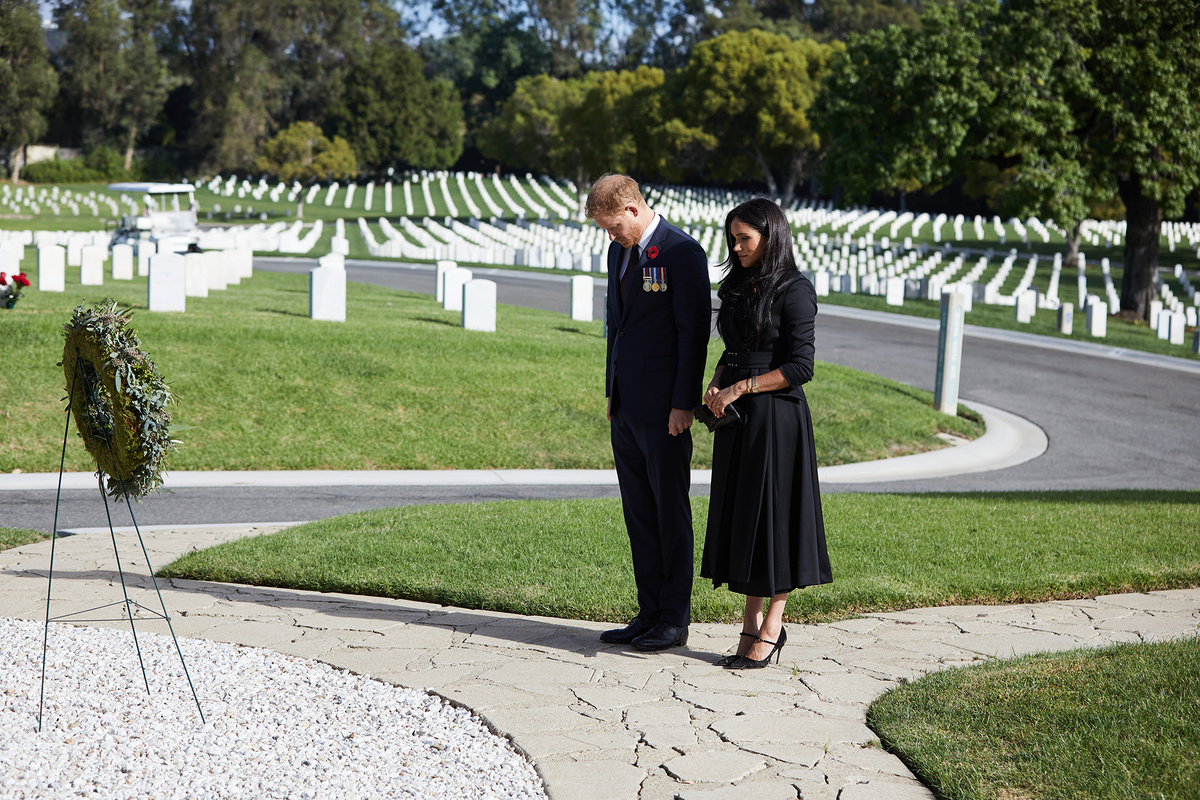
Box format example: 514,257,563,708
236,248,253,279
1057,303,1073,335
111,243,134,280
0,247,16,281
204,251,227,291
436,260,457,302
136,242,152,276
1015,289,1036,323
67,235,86,267
570,275,594,321
1149,299,1163,330
147,253,186,312
1156,309,1171,340
885,277,904,306
80,244,105,285
331,236,350,256
310,266,346,321
222,250,241,285
462,279,497,332
184,252,208,297
443,268,473,311
1086,300,1107,337
318,253,345,270
1168,311,1186,345
38,245,65,292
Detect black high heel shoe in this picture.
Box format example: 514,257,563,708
715,632,757,667
726,627,787,670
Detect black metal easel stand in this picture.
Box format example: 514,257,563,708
38,350,204,732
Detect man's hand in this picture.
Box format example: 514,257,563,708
606,396,612,421
668,408,693,436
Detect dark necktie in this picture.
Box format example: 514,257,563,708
620,244,640,306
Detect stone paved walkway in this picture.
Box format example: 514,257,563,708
4,525,1198,800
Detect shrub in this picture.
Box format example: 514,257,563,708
21,146,181,183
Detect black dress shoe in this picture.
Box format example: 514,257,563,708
632,622,689,651
599,616,657,644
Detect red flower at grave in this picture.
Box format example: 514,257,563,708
647,246,659,259
14,273,29,287
0,273,6,285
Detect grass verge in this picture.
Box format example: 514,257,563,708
868,637,1200,800
2,266,979,473
158,490,1200,624
0,527,50,551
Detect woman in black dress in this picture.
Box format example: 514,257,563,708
701,198,832,669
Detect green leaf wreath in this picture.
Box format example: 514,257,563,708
61,300,178,501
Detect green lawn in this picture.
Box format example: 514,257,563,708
0,527,50,551
868,636,1200,800
158,491,1200,624
1,263,980,474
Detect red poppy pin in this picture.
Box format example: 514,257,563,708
647,246,659,259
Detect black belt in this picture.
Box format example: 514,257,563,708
722,350,773,369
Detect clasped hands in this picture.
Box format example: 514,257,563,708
704,381,744,418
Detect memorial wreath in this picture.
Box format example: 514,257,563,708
61,300,177,500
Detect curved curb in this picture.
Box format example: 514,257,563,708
817,399,1048,484
0,401,1046,492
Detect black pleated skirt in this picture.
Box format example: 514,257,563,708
700,384,832,597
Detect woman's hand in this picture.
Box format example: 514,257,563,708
706,380,745,417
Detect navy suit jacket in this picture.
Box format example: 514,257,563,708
605,218,711,424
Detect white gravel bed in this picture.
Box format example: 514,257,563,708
0,618,546,799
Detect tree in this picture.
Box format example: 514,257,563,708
670,30,842,206
253,120,356,181
811,3,991,207
477,73,580,177
814,0,1200,320
419,14,553,143
330,42,464,171
0,0,58,181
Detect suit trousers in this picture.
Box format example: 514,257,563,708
610,404,694,627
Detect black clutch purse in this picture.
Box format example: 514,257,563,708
693,402,744,432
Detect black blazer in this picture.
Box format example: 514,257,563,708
605,218,711,423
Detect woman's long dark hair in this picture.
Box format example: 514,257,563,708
716,198,799,347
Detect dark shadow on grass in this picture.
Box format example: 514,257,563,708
414,317,458,327
256,307,308,318
25,567,720,664
554,326,603,338
872,489,1200,506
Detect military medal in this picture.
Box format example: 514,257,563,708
643,264,652,292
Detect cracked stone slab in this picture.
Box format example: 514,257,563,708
676,781,801,800
712,714,876,746
802,672,896,704
661,749,767,783
536,759,644,800
572,685,662,710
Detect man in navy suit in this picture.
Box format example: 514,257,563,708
586,174,711,651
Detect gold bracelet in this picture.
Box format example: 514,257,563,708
751,375,760,394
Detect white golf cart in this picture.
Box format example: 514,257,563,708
109,182,201,253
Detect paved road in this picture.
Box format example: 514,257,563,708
4,258,1196,530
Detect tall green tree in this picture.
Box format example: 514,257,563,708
477,73,581,177
670,29,841,206
53,0,131,150
812,2,990,206
330,41,464,171
815,0,1200,320
418,14,552,145
0,0,58,181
